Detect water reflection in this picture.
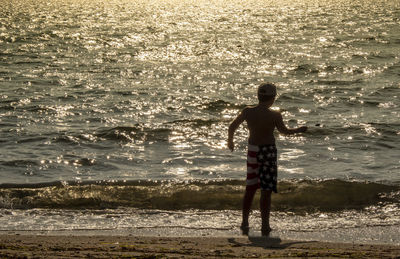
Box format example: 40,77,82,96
1,0,399,183
280,148,305,161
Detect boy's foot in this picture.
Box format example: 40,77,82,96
240,224,249,235
261,226,272,236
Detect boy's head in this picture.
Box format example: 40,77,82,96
257,82,276,103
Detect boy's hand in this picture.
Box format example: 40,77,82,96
228,140,234,151
298,126,308,133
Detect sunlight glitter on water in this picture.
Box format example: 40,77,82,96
0,0,399,184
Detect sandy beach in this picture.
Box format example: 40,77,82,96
1,234,399,258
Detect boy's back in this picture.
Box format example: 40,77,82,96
243,106,278,146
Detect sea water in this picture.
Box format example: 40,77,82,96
0,0,399,244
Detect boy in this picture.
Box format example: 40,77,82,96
228,82,307,236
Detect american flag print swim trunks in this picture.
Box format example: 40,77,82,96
246,144,278,193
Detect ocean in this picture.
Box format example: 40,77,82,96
0,0,399,244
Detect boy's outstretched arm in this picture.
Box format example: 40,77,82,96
228,110,246,151
275,112,307,135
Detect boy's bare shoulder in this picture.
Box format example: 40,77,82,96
247,106,282,114
243,105,257,110
270,109,282,116
241,106,283,121
245,105,263,110
270,109,284,121
241,105,256,115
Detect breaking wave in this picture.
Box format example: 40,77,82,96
1,179,399,212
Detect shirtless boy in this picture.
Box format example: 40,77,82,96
228,82,307,236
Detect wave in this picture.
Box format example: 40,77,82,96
315,79,364,86
382,61,400,76
90,120,222,143
169,118,221,127
1,160,40,167
200,100,246,112
291,64,319,74
95,126,171,142
0,179,398,212
1,118,399,148
43,126,172,145
305,122,400,139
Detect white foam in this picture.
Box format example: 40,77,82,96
0,208,399,245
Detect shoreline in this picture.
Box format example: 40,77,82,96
1,234,400,258
2,223,400,246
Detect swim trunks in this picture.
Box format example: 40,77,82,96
246,144,278,193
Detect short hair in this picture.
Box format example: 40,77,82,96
257,82,276,102
258,93,275,102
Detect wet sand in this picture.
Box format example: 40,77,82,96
1,234,400,258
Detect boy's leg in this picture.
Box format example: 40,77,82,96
241,188,257,232
260,190,272,235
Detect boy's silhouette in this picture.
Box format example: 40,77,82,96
228,82,307,235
